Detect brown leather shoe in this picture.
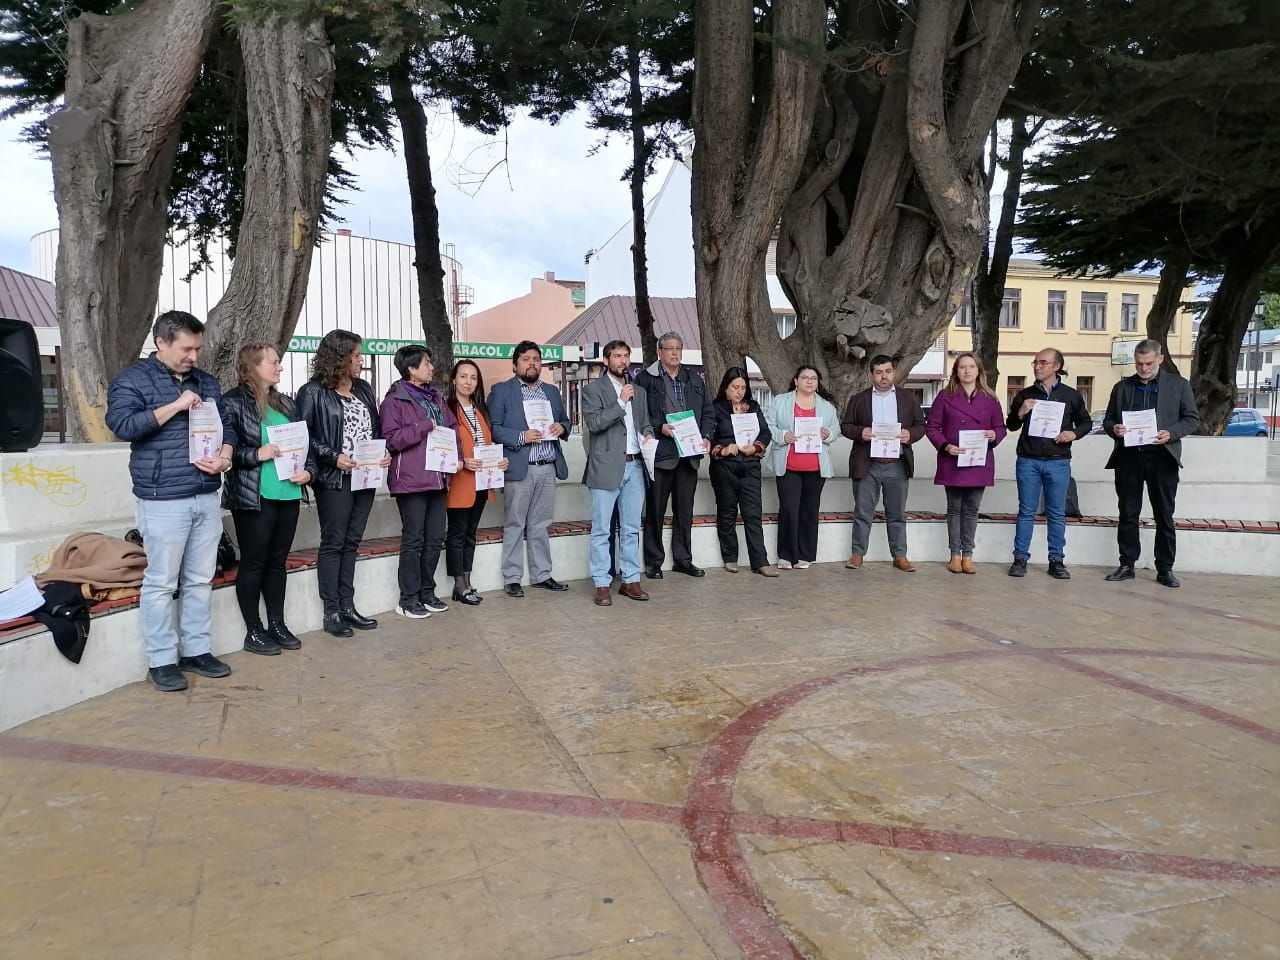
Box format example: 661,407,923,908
892,556,916,573
724,562,739,573
753,565,780,577
618,582,649,601
961,558,976,574
845,555,863,570
947,556,963,574
594,587,612,606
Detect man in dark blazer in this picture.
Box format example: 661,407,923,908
581,340,655,605
1101,339,1200,588
839,355,927,572
488,340,572,597
635,331,715,579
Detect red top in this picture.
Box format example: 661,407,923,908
785,402,820,472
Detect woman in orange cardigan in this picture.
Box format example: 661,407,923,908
445,360,508,604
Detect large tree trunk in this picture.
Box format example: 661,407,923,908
1191,216,1280,434
694,0,1038,406
628,42,658,367
47,0,218,441
972,112,1035,390
202,16,335,383
389,53,454,384
1145,251,1191,376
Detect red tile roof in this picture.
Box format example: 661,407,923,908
547,296,702,349
0,265,57,328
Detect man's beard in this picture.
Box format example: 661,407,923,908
518,369,541,384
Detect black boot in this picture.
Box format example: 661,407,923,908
340,606,378,630
243,625,283,656
323,610,354,637
267,620,302,650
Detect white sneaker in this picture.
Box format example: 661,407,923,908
395,602,431,619
795,560,811,569
776,559,793,570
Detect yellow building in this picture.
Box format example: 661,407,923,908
947,258,1195,416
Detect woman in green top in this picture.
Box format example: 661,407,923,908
221,343,316,656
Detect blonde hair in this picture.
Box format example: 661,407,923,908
944,352,997,398
236,342,288,417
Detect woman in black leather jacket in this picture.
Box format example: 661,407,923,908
221,343,316,656
295,330,390,637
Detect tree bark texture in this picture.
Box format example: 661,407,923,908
47,0,219,440
1145,252,1190,376
1190,216,1280,434
202,16,335,384
693,0,1038,404
629,42,658,367
389,54,454,384
972,113,1035,390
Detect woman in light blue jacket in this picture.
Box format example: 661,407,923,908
766,365,841,569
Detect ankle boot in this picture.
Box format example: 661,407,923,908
267,620,302,650
340,606,378,630
947,556,964,574
244,626,283,656
323,610,354,637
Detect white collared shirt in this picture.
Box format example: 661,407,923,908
609,374,641,455
872,387,896,426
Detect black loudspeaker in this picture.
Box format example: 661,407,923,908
0,317,44,452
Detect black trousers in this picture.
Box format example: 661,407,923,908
775,470,825,563
395,489,448,604
313,477,376,611
445,490,489,577
1114,448,1180,572
644,458,699,567
709,458,768,569
231,499,300,628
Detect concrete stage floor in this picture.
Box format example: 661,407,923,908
1,560,1277,959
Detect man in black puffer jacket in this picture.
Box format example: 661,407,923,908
106,311,234,693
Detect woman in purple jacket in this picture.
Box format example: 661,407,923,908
380,345,459,619
926,353,1007,574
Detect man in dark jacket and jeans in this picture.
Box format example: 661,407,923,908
106,311,233,692
1005,348,1094,580
1101,339,1200,587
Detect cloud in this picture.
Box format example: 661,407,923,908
0,107,655,313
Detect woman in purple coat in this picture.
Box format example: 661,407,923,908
926,353,1007,573
380,345,459,618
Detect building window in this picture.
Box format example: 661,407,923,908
1239,354,1246,370
1076,375,1093,411
1080,292,1107,331
1121,293,1139,332
1046,290,1065,330
1006,375,1025,409
1267,351,1274,364
954,297,972,328
999,288,1021,328
774,312,797,339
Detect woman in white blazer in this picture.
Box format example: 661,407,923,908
766,365,841,569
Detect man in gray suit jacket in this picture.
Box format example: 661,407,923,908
581,340,655,605
1102,339,1201,588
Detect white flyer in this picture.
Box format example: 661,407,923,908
731,412,759,448
956,429,988,467
350,438,386,491
266,421,309,482
0,575,44,623
667,410,706,458
792,416,822,454
473,443,505,490
870,421,901,459
1027,399,1066,439
522,397,555,440
1122,409,1159,446
639,436,658,481
188,400,223,463
425,425,460,474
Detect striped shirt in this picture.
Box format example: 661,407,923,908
520,382,557,463
460,404,486,445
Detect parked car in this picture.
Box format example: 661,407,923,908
1225,408,1271,437
1090,410,1107,435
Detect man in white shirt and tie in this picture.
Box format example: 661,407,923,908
580,340,655,605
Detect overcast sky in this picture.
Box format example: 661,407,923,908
0,106,646,314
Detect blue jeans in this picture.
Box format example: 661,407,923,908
135,492,224,668
590,460,645,587
1013,457,1070,561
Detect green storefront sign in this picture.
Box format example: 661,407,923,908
285,336,563,362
